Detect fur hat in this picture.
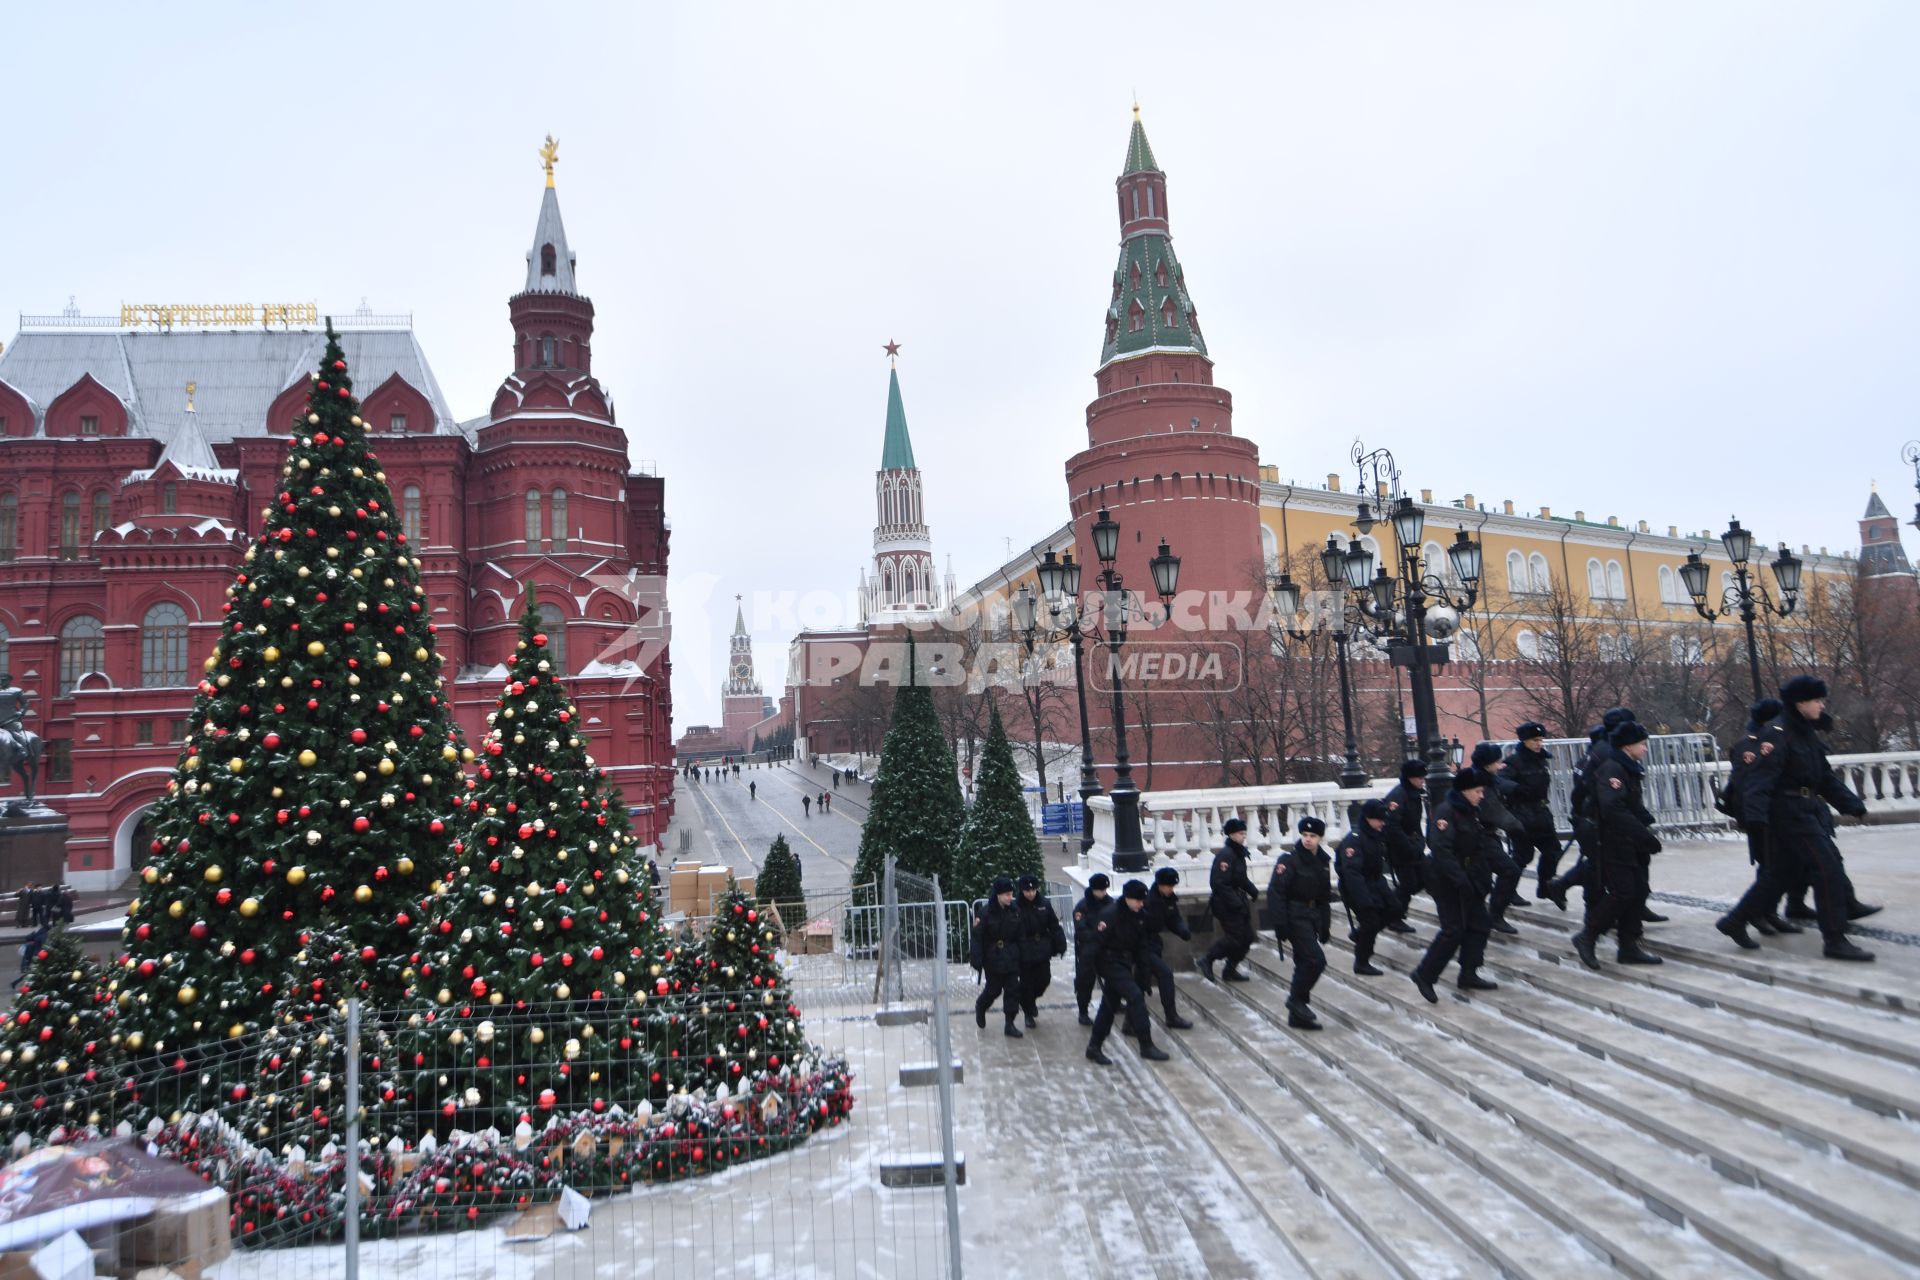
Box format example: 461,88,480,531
1779,674,1829,705
1514,721,1548,741
1609,720,1650,748
1015,873,1041,892
1361,799,1389,821
1470,741,1503,768
991,876,1015,896
1399,758,1428,782
1122,879,1150,901
1297,816,1327,836
1603,706,1638,729
1452,766,1495,794
1222,817,1248,835
1586,724,1607,744
1088,873,1111,892
1746,698,1784,733
1153,867,1181,887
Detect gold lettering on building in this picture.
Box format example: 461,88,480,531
118,303,322,328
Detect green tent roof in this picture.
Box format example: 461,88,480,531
880,366,916,471
1123,111,1159,174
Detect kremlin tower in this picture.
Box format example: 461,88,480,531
864,346,942,623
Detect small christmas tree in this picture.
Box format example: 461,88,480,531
0,928,116,1140
400,585,663,1133
114,322,466,1065
850,642,964,892
953,701,1044,902
675,881,808,1098
755,835,804,930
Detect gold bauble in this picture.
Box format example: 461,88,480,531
125,1033,144,1051
239,898,260,918
396,857,414,875
306,641,325,657
353,885,373,904
167,900,185,919
204,865,223,883
142,867,159,885
264,647,281,663
177,985,198,1005
286,866,307,886
184,756,201,771
529,1027,545,1044
229,1024,245,1039
375,651,392,667
378,758,396,776
228,758,245,774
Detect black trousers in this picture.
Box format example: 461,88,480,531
1515,808,1564,886
1135,948,1183,1020
1203,913,1255,972
1018,960,1052,1016
1350,905,1386,966
1089,964,1151,1048
1545,826,1595,898
975,969,1022,1026
1412,876,1490,984
1280,914,1326,1007
1734,829,1850,942
1582,856,1649,946
1073,952,1098,1013
1390,859,1426,919
1489,845,1524,918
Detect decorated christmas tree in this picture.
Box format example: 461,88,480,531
396,585,663,1133
0,927,116,1140
755,834,804,930
672,881,809,1098
953,701,1044,902
113,322,467,1068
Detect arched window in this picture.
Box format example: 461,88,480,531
58,615,105,694
1597,634,1618,662
1146,186,1156,218
1424,541,1450,584
1515,629,1539,660
525,490,542,551
1506,550,1527,593
535,603,568,675
162,483,178,515
1161,299,1177,329
1260,525,1279,574
551,489,569,551
0,493,16,562
904,564,917,603
1155,259,1168,288
91,491,111,540
140,601,190,687
1658,565,1676,604
540,335,557,367
402,486,423,544
1586,558,1606,599
1606,560,1626,600
881,566,895,604
1128,302,1145,334
1131,189,1141,219
58,492,81,560
540,243,556,276
1528,553,1551,594
1720,570,1735,594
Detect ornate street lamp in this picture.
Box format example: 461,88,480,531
1017,550,1102,853
1680,516,1801,700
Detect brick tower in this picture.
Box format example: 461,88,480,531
864,346,939,623
1063,107,1265,791
720,596,767,747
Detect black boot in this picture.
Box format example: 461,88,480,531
1287,1002,1322,1030
1539,887,1568,912
1353,960,1384,977
1086,1043,1112,1066
1765,913,1803,934
1824,938,1875,962
1752,914,1779,936
1385,919,1416,934
1458,971,1498,992
1490,918,1519,936
1198,956,1217,983
1785,901,1818,922
1077,1008,1092,1027
1715,915,1759,951
1222,967,1251,983
1848,902,1884,920
975,1004,987,1029
1004,1022,1024,1038
1139,1042,1171,1062
1640,908,1669,924
1617,941,1664,965
1165,1014,1195,1030
1120,1023,1137,1038
1572,931,1601,971
1412,973,1438,1004
1024,1012,1037,1029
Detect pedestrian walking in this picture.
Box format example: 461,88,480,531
1381,761,1427,933
1571,721,1664,970
1713,698,1792,946
749,780,757,800
1504,724,1565,903
1470,741,1528,936
1410,767,1500,1002
970,877,1026,1036
1266,816,1334,1029
12,885,30,930
1071,873,1111,1024
1199,818,1258,982
1721,677,1875,961
832,772,840,790
1015,874,1067,1027
821,791,830,813
1085,880,1169,1065
802,795,811,817
648,858,661,887
1136,867,1195,1030
1336,799,1395,975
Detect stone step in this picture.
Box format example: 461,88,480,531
1329,929,1920,1189
1227,957,1912,1280
1292,941,1920,1267
1182,974,1743,1274
1141,1014,1411,1280
1499,899,1919,1013
1177,978,1612,1280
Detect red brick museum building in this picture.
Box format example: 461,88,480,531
0,168,675,888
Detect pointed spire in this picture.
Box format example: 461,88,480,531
1123,102,1159,174
733,595,747,636
881,362,916,471
1865,486,1893,520
524,185,578,295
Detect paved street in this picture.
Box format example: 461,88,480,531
669,761,867,898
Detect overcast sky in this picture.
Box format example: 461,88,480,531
6,3,1916,731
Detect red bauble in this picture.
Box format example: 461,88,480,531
351,728,368,744
263,733,282,750
353,817,371,834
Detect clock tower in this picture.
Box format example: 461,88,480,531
720,596,770,750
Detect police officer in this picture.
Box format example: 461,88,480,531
1730,676,1874,962
1571,721,1664,970
1409,766,1500,1002
1471,741,1528,936
969,877,1025,1036
1381,760,1428,933
1071,872,1112,1025
1544,707,1655,916
1086,880,1171,1065
1504,724,1565,900
1336,799,1395,976
1015,873,1067,1027
1200,817,1259,982
1267,816,1334,1029
1137,867,1196,1030
1713,698,1793,947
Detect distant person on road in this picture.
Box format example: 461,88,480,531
802,795,811,817
832,772,840,790
821,791,831,813
12,884,31,929
749,781,757,800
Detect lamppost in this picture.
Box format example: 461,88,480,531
1013,548,1100,853
1335,443,1484,810
1086,508,1180,874
1904,441,1920,534
1267,534,1367,787
1677,517,1802,702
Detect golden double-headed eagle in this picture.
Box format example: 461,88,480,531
539,135,560,187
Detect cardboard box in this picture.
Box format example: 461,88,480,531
696,868,730,914
795,918,835,955
0,1231,92,1280
118,1193,230,1274
668,867,702,916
